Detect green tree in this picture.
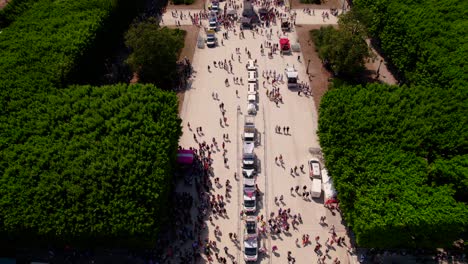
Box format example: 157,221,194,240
311,11,372,77
125,18,185,89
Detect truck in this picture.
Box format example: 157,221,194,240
285,66,298,88
279,38,291,55
206,30,216,48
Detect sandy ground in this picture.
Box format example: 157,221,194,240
364,40,398,85
167,0,206,10
295,24,334,112
290,0,344,9
165,2,357,263
168,25,201,113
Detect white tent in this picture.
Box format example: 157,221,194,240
322,168,337,200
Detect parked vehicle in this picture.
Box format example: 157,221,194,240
281,18,291,32
285,66,298,88
243,187,256,212
248,70,258,83
243,116,257,152
209,17,218,31
309,158,321,179
244,237,259,262
247,59,257,71
245,216,258,238
206,30,217,48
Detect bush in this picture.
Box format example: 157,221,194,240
0,0,38,27
0,83,182,245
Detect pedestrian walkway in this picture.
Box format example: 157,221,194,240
173,1,358,263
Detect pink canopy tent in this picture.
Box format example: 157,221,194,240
177,149,195,165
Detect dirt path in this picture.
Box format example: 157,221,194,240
295,25,333,112
290,0,343,9
167,0,206,10
166,25,200,113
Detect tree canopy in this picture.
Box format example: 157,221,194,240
311,11,372,77
125,19,186,90
317,0,468,248
319,84,468,248
0,0,183,247
0,83,181,245
352,0,467,87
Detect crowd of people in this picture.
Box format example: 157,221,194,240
160,0,354,263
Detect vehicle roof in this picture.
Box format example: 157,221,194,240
246,216,257,221
244,194,256,201
312,178,322,188
244,132,255,137
243,177,255,186
244,238,258,248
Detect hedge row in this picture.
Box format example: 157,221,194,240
353,0,467,87
318,84,468,248
0,0,182,246
0,0,119,103
0,0,38,27
0,83,181,245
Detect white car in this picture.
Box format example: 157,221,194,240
244,237,259,262
309,158,321,179
242,153,256,177
243,187,256,213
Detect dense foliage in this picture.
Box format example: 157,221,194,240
125,19,186,90
319,84,468,248
0,0,183,246
352,0,467,87
0,0,122,101
311,23,371,77
0,84,182,244
0,0,38,27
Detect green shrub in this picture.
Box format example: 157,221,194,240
0,0,38,27
0,84,181,245
353,0,467,87
318,83,468,248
